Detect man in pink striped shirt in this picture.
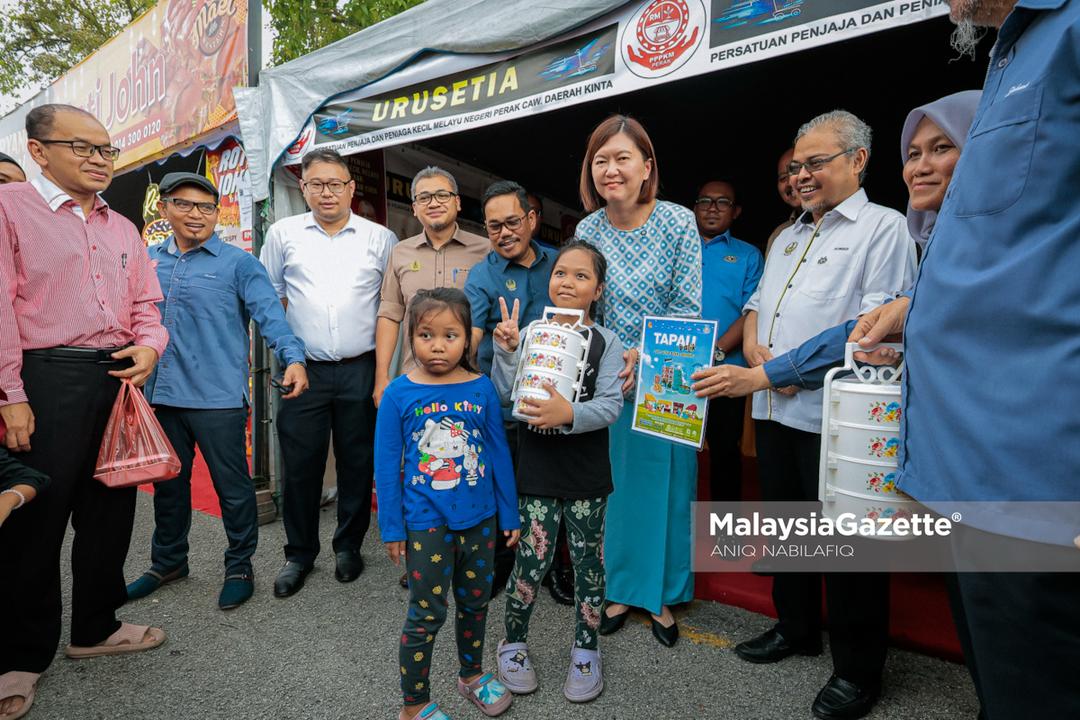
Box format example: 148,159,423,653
0,104,169,720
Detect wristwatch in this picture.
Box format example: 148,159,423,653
713,347,726,364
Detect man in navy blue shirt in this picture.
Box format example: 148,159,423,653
694,180,762,501
464,180,566,602
127,173,308,610
465,181,556,379
853,1,1080,717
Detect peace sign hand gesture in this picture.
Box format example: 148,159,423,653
493,297,521,353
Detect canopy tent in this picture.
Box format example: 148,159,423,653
235,0,630,201
237,0,952,202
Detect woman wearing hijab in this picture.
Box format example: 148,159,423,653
691,90,981,399
0,153,26,185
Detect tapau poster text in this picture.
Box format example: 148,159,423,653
632,316,718,448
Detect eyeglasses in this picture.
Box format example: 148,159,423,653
413,190,457,206
694,197,735,211
485,215,527,236
35,139,121,161
163,197,218,215
303,180,350,195
786,148,855,177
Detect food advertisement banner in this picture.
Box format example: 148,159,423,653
204,137,253,251
287,0,947,161
0,0,248,172
632,316,718,449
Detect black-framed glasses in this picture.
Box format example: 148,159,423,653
786,148,855,177
413,190,457,206
163,197,218,215
694,197,735,211
485,215,527,236
303,179,351,195
35,139,121,161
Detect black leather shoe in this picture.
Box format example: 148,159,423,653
598,607,629,636
399,571,409,589
733,628,822,664
650,616,679,647
547,567,574,606
811,675,880,720
273,561,312,598
334,550,364,583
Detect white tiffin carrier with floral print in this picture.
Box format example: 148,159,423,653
818,343,922,540
511,307,593,422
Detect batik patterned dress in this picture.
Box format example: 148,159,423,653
574,200,702,615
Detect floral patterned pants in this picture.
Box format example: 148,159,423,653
400,517,496,705
504,495,607,649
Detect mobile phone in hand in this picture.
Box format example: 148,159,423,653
271,376,293,395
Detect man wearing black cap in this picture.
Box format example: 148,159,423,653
0,153,25,184
126,172,309,610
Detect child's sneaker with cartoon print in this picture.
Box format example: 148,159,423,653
496,639,538,694
563,646,603,702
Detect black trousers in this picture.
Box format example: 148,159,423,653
704,396,745,501
755,419,890,686
0,351,135,674
947,527,1080,719
276,354,376,566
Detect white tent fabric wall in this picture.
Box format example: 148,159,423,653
235,0,631,201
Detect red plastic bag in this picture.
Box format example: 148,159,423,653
94,380,181,488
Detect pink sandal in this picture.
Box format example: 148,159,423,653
64,622,166,659
456,673,512,717
0,671,39,720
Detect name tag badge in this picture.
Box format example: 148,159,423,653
784,242,797,256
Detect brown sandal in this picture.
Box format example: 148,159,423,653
0,671,39,720
64,622,166,659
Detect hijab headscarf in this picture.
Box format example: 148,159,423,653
900,90,981,244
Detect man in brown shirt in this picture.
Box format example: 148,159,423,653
373,166,488,405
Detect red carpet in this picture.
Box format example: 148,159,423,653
156,449,961,661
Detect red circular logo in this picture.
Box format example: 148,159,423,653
635,0,690,53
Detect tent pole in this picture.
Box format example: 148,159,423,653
247,0,277,525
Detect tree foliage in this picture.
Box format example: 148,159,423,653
0,0,156,98
264,0,428,66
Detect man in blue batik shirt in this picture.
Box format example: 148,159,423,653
849,1,1080,717
127,173,309,611
694,180,762,501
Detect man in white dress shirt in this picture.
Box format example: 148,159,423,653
735,111,916,720
260,148,398,598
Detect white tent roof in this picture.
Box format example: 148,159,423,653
236,0,631,201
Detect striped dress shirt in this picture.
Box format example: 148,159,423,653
0,176,168,406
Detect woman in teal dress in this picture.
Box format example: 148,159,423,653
573,115,702,647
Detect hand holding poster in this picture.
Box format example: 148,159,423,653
632,316,718,448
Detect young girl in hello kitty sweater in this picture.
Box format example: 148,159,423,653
374,288,520,720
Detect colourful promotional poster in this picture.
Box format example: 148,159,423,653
632,316,718,448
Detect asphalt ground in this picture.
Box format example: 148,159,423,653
28,494,980,719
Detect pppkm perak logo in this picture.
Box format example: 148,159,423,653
621,0,706,78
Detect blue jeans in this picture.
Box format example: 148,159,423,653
151,406,257,576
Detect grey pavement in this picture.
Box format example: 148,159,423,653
32,494,979,719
